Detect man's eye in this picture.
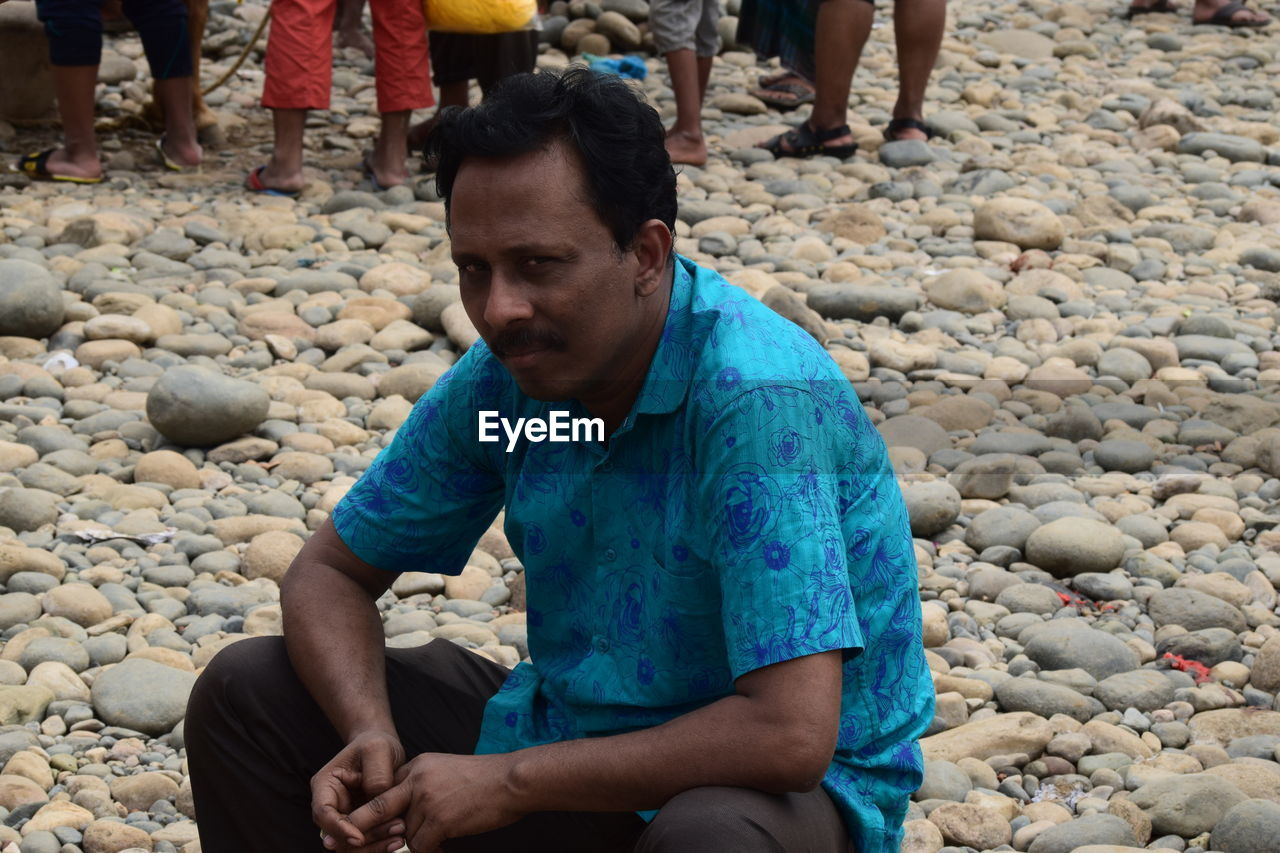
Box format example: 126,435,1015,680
459,262,488,275
524,257,554,267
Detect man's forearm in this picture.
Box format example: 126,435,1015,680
503,651,840,814
281,560,395,741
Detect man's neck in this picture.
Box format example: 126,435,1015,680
579,268,674,440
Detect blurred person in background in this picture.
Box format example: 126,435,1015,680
650,0,721,165
248,0,432,195
742,0,945,158
11,0,202,182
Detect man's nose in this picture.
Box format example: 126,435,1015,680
483,267,534,330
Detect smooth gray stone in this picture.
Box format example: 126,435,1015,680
995,676,1105,723
0,259,63,338
806,284,922,322
145,366,270,447
1213,799,1280,853
1094,669,1176,713
1148,588,1247,633
90,658,197,736
879,140,936,168
1177,132,1266,163
1157,628,1242,668
1019,619,1140,681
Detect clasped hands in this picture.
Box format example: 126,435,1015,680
312,730,523,853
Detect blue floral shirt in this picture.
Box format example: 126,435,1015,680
332,255,932,852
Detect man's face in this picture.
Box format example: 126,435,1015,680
449,142,648,402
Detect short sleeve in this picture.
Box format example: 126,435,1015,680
332,352,504,574
696,384,864,680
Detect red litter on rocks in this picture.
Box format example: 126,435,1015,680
1161,653,1212,684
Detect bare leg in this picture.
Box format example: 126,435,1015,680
438,80,470,110
369,110,411,187
763,0,871,155
809,0,872,134
890,0,944,140
664,48,707,166
697,55,712,105
336,0,375,57
42,66,103,180
408,80,469,149
257,108,308,192
154,77,203,166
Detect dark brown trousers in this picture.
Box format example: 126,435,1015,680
185,636,855,853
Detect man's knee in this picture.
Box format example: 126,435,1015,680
638,787,776,852
186,636,289,730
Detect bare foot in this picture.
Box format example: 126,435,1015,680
252,160,305,193
336,28,375,58
887,122,929,142
364,155,407,189
665,129,707,166
1192,0,1268,24
35,148,103,181
161,137,203,169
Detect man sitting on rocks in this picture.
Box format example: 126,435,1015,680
186,68,932,853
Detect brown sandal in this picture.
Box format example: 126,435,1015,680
752,81,816,111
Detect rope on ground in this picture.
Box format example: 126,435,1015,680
201,9,272,97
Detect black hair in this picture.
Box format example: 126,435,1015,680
426,68,678,254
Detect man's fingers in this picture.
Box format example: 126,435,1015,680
321,832,403,853
361,745,397,797
311,767,363,834
322,819,407,853
347,781,412,833
314,805,368,847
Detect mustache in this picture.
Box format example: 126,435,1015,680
489,327,567,358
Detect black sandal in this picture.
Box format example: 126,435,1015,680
758,121,857,159
884,118,936,142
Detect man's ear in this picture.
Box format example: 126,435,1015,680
632,219,673,297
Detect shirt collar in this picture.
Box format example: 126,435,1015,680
632,254,696,416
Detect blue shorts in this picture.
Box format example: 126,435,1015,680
35,0,191,78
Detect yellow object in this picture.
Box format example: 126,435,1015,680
423,0,536,33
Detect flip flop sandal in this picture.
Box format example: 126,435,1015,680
759,121,857,159
752,81,817,111
1124,0,1176,18
245,165,300,197
1194,0,1268,26
155,137,200,173
15,149,103,184
884,118,937,142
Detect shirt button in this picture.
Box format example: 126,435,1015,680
604,548,617,562
595,637,611,653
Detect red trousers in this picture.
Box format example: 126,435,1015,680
263,0,433,112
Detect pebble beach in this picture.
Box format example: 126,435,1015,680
2,0,1280,851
